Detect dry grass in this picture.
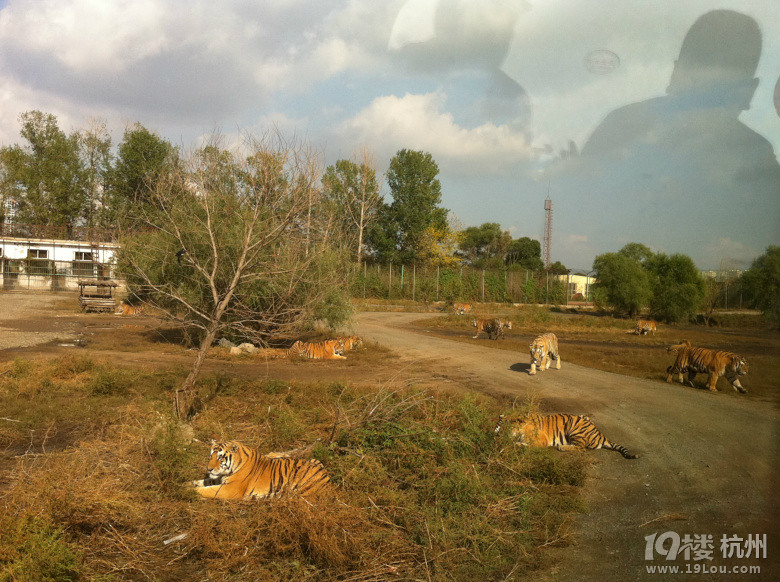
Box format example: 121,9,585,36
0,358,585,581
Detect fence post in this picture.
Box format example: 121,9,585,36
363,261,367,298
481,269,485,302
400,264,404,297
525,270,529,304
389,263,392,299
545,270,549,305
412,263,416,302
436,265,440,301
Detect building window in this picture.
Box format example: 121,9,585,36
73,251,95,278
27,249,52,275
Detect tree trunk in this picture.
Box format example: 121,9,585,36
173,326,218,420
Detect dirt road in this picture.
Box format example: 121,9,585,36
355,312,780,581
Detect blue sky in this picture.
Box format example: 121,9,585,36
0,0,778,270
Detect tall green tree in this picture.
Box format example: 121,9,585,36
457,222,512,267
321,149,381,264
592,252,652,316
108,123,177,227
505,237,544,270
79,118,113,229
646,253,705,323
739,246,780,323
370,149,448,263
618,242,654,265
0,110,86,227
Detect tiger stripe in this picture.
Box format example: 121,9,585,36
665,341,748,393
287,339,346,360
191,440,330,500
495,413,637,459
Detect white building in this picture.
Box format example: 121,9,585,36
553,272,597,303
1,224,119,291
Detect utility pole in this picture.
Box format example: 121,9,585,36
543,193,553,269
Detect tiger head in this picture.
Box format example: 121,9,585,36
529,342,547,366
206,440,248,480
666,339,691,353
729,356,748,376
495,414,533,444
502,320,513,330
471,319,478,328
342,335,363,350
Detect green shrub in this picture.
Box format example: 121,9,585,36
0,517,83,582
87,365,133,396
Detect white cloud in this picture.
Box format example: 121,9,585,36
339,92,535,174
0,0,170,72
566,234,589,244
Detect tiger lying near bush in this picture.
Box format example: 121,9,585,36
471,317,512,340
453,302,472,315
665,339,748,393
189,440,330,500
495,413,638,459
529,332,560,375
287,339,346,360
630,319,657,335
114,302,144,316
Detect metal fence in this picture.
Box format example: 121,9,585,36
1,259,116,291
351,263,581,305
0,222,118,243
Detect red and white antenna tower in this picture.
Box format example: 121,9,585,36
543,193,553,269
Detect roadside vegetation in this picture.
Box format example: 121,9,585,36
0,355,585,581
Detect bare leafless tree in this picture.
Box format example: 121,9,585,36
321,146,381,264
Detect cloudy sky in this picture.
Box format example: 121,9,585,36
1,0,778,270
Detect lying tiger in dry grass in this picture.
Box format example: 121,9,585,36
114,302,144,316
471,317,512,340
287,339,346,360
665,339,748,393
629,319,657,335
189,440,330,500
495,413,638,459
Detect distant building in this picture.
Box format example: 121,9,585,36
0,223,119,291
700,269,743,281
553,272,596,303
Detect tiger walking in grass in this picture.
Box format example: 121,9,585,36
453,303,472,315
472,318,512,340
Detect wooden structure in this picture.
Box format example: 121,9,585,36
78,279,118,313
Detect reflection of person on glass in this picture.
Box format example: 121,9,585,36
389,0,529,130
581,10,780,182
